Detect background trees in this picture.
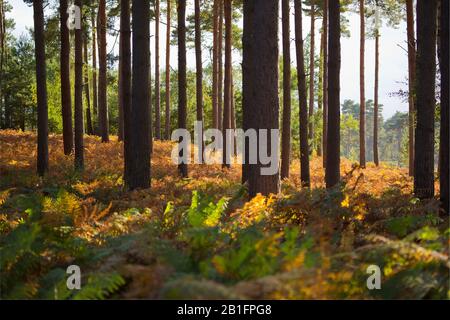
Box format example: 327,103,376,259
97,0,109,143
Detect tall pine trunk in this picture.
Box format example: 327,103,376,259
98,0,109,142
118,25,124,141
165,0,171,140
222,0,232,168
74,0,84,170
59,0,73,155
177,0,188,177
84,38,93,135
295,0,311,187
91,11,98,136
218,1,223,132
373,4,380,166
406,0,416,176
121,0,132,186
322,0,328,168
439,0,449,214
326,0,341,188
33,0,49,176
195,0,204,162
281,0,291,179
212,0,219,129
359,0,366,168
308,1,315,147
128,0,151,189
155,0,161,140
414,0,438,199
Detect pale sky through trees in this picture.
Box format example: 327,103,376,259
9,0,408,119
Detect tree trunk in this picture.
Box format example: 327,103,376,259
91,11,99,136
155,0,161,140
281,0,291,179
325,0,341,188
121,0,132,186
373,25,380,166
118,25,124,141
128,0,151,189
165,0,171,140
74,0,84,170
177,0,188,177
218,0,223,132
59,0,73,155
222,0,232,168
33,0,49,176
98,0,109,142
414,0,438,199
246,0,280,197
295,0,311,187
322,0,328,168
84,37,93,135
308,1,315,148
212,0,219,129
406,0,416,176
359,0,366,168
195,0,204,162
439,0,449,214
0,0,4,129
317,15,324,158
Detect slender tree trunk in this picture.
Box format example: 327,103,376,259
231,71,236,156
326,0,341,188
84,38,93,135
195,0,204,162
317,16,324,158
33,0,49,176
322,0,328,168
128,0,151,189
121,0,132,186
308,1,315,148
155,0,161,140
295,0,311,187
91,11,99,136
218,0,223,132
0,0,4,129
74,0,84,170
242,0,254,185
439,0,449,214
59,0,73,155
165,0,171,140
222,0,232,168
177,0,188,177
247,0,280,197
414,0,438,199
281,0,291,179
212,0,219,129
373,23,380,166
98,0,109,142
359,0,366,168
406,0,416,176
118,27,124,141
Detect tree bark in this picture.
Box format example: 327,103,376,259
59,0,73,155
325,0,341,188
118,24,124,141
295,0,311,187
177,0,188,177
218,0,223,132
212,0,219,129
322,0,328,168
128,0,151,189
281,0,291,179
33,0,49,176
359,0,366,168
414,0,438,199
308,1,315,148
195,0,204,162
165,0,171,140
84,37,93,135
155,0,161,140
247,0,280,197
74,0,84,170
406,0,416,176
439,0,449,214
98,0,109,142
222,0,232,168
373,23,380,166
121,0,132,186
91,11,99,136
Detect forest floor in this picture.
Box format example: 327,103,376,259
0,130,449,300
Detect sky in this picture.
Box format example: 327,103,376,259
7,0,409,119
